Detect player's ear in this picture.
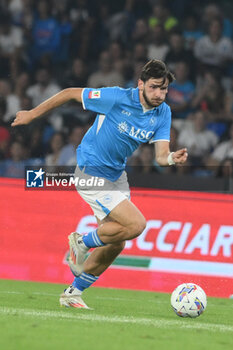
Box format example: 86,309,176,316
138,79,144,91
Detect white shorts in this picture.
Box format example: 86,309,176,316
74,165,130,221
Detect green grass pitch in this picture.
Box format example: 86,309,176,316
0,279,232,350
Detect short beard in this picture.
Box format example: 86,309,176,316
142,89,157,108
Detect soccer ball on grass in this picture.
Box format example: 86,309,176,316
171,283,207,318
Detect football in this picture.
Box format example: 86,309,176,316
171,283,207,318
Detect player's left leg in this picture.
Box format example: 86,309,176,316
68,198,145,278
60,169,133,308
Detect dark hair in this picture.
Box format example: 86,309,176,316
140,59,175,85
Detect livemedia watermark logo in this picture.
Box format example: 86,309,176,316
26,168,45,188
25,167,105,190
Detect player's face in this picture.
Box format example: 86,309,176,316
139,78,169,108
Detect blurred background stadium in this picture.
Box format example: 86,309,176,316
0,0,233,191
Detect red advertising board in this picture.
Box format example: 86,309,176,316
0,178,232,298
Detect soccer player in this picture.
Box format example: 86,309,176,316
12,60,188,309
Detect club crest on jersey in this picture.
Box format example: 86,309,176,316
150,116,156,125
88,90,101,99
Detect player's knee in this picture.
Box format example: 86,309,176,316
127,217,146,239
118,240,126,251
111,241,126,253
135,218,147,236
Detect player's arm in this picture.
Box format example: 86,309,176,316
154,141,188,166
11,88,84,127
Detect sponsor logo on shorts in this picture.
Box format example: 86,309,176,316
103,194,112,204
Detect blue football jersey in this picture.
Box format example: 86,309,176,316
77,87,171,181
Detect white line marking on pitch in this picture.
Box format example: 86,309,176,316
0,291,232,308
0,307,232,333
0,291,58,297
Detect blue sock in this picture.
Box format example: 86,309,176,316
82,229,106,248
72,272,99,292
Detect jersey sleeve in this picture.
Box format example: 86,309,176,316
149,105,171,143
81,87,119,114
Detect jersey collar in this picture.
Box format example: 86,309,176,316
132,88,141,105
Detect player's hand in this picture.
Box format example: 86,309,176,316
172,148,188,164
11,110,34,127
